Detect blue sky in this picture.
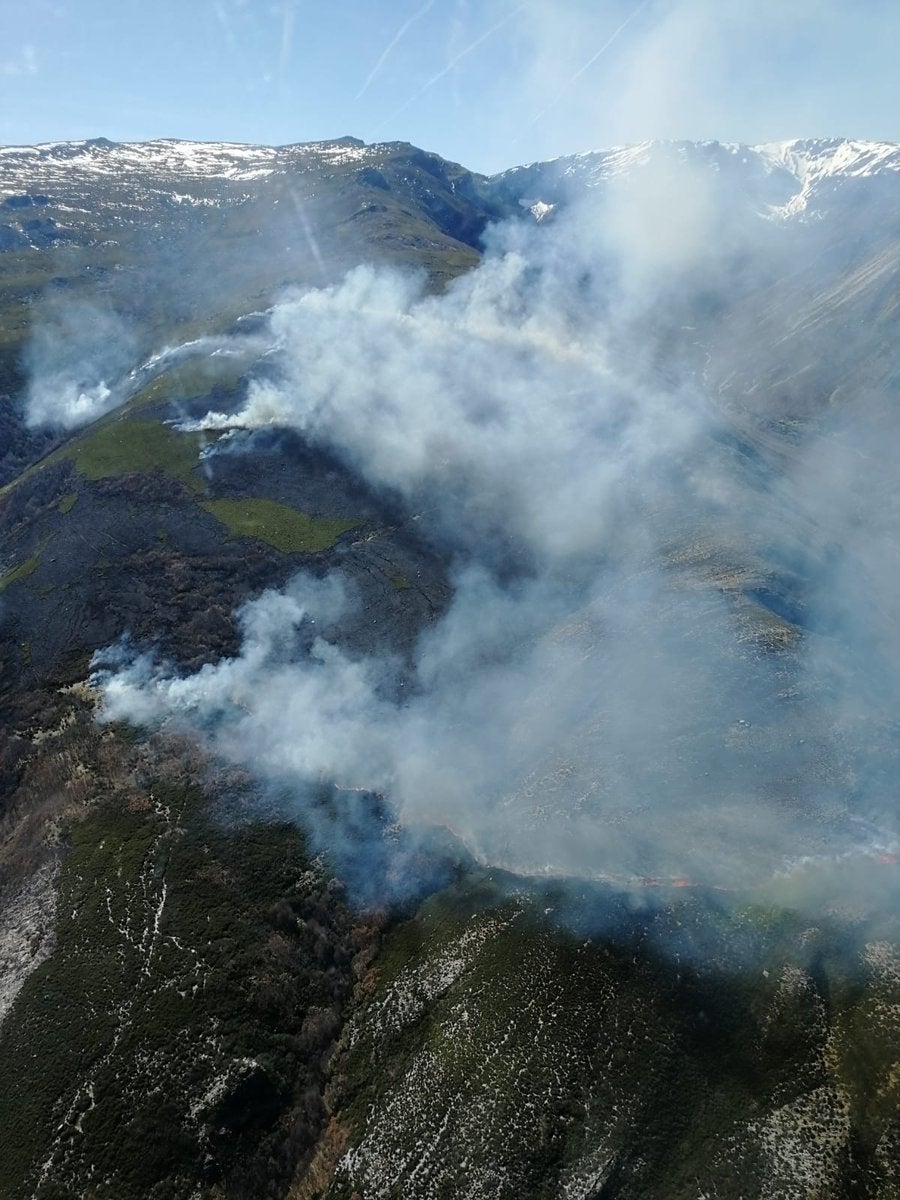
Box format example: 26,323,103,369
3,0,899,173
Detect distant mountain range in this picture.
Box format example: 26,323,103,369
3,133,898,215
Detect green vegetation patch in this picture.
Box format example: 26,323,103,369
0,534,52,593
125,351,251,414
57,492,78,514
70,420,204,488
0,553,39,593
202,497,361,553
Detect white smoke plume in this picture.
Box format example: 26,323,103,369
24,298,272,433
23,301,137,430
93,158,900,903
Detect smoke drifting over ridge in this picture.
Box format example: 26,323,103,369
94,159,900,901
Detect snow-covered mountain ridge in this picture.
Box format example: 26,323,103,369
0,134,379,187
1,134,897,219
513,136,900,184
489,136,900,221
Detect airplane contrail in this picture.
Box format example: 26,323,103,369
279,0,298,83
356,0,435,100
522,0,652,135
374,3,526,134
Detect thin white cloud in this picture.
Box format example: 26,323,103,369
356,0,435,100
374,3,525,134
522,0,651,135
278,0,298,82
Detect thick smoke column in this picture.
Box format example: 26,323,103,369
95,157,900,899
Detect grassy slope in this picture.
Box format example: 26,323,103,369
71,420,205,487
0,552,40,592
0,410,360,614
202,498,361,553
0,352,249,500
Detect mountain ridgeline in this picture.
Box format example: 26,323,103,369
0,134,899,1199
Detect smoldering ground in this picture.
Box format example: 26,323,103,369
23,301,272,432
92,154,900,919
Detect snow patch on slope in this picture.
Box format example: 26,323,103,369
756,137,900,218
0,135,383,193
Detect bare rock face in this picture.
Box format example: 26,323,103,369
0,859,59,1027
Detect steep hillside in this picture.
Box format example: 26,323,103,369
1,135,900,1199
0,135,511,486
